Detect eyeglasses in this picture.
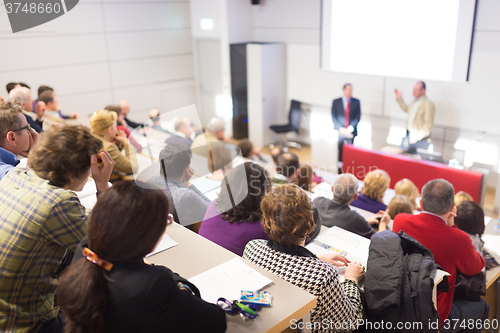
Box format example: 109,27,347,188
3,124,31,137
12,124,31,133
217,298,258,320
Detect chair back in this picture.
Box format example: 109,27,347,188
289,100,301,133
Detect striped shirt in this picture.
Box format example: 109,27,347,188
0,169,89,332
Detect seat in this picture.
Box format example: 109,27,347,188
269,100,302,151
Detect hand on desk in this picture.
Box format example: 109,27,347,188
345,262,365,283
317,253,350,267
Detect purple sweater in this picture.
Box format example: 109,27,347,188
350,193,387,214
198,201,270,256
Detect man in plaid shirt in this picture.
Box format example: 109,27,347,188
0,124,114,333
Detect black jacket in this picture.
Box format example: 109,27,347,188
331,97,361,137
72,237,227,333
364,230,441,332
124,117,141,129
313,197,375,239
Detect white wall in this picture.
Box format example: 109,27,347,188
0,0,196,123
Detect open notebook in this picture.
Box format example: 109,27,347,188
189,258,274,304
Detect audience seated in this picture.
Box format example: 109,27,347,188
90,110,134,175
393,179,488,330
9,87,44,133
454,200,487,302
58,180,227,333
207,145,233,180
394,178,420,211
0,125,113,332
151,143,210,226
148,109,170,134
119,99,141,129
38,87,78,119
314,173,390,238
272,152,299,186
455,190,473,206
350,169,390,213
191,118,227,157
0,101,39,179
199,162,271,256
165,117,194,146
387,194,413,220
243,183,364,332
104,104,143,153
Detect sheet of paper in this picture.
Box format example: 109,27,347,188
306,242,338,256
191,176,221,194
482,234,500,256
189,258,274,304
205,188,220,201
484,216,492,227
146,233,178,257
433,269,450,286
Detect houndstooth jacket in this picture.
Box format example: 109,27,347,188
243,239,363,333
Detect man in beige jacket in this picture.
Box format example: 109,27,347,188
395,81,435,148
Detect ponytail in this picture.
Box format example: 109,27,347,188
58,258,107,333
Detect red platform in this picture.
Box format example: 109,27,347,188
342,145,485,203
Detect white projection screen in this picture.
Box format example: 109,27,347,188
321,0,477,82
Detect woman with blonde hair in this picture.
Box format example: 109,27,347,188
394,178,420,211
388,195,413,220
90,109,134,174
455,191,473,206
351,169,390,213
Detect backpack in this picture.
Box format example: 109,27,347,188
364,230,444,332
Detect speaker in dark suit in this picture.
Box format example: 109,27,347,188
331,83,361,164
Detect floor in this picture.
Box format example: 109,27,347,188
259,143,499,219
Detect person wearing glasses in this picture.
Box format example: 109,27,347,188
0,125,115,333
243,184,365,332
0,101,39,179
58,181,227,333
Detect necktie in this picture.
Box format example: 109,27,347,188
345,100,350,128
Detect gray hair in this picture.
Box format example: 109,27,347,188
9,87,29,104
174,118,190,132
206,118,225,134
421,179,455,215
333,173,359,204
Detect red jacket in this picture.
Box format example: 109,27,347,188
393,212,485,324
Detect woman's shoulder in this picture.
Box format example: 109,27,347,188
244,240,337,279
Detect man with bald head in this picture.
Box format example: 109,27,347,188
119,99,141,129
191,118,227,157
271,152,300,186
165,117,194,146
395,81,435,152
313,173,389,239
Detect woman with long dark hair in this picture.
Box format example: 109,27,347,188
57,181,227,333
198,162,271,256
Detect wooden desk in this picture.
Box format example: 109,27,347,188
149,223,317,333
